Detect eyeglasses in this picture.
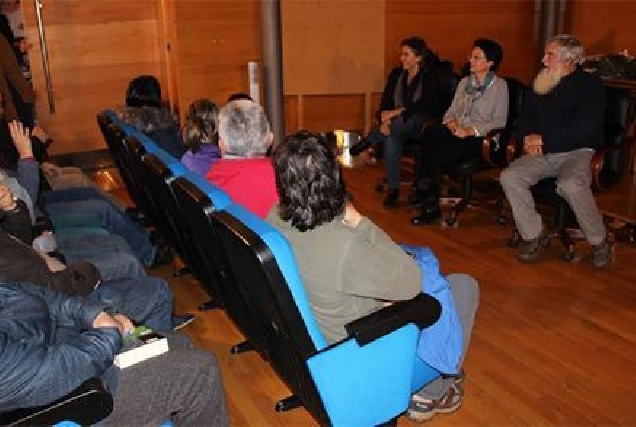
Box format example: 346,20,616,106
468,55,487,61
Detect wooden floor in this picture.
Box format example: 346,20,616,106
142,163,636,426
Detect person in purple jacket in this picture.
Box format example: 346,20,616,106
180,99,222,176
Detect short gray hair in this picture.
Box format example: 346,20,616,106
218,100,271,157
549,34,585,65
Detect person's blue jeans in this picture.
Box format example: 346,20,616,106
87,276,173,332
45,198,156,266
43,187,114,205
366,114,425,190
56,233,147,280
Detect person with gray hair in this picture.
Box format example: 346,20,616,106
500,34,612,267
205,99,278,217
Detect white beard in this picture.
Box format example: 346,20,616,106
532,68,564,95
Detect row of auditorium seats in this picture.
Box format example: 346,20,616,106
92,110,445,425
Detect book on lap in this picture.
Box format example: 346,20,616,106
114,326,169,368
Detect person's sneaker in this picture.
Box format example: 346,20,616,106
382,189,400,209
443,369,465,386
172,314,195,331
406,382,463,422
517,231,550,262
590,239,613,268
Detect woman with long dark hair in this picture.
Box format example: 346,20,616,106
349,37,446,208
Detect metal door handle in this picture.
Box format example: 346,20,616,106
34,0,55,113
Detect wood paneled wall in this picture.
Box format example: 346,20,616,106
565,0,636,56
281,0,384,135
385,0,539,84
22,0,164,154
23,1,634,154
169,0,262,122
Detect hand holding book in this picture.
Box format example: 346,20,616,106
114,325,169,368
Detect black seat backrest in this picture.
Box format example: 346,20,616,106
604,86,635,147
171,181,272,361
598,86,635,187
122,136,161,225
97,115,146,212
212,210,329,424
435,67,460,114
141,154,200,271
171,178,230,307
98,120,156,223
504,77,527,129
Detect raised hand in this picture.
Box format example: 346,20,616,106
8,121,33,159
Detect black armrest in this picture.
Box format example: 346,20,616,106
345,293,441,346
482,127,514,166
0,378,114,426
590,141,630,191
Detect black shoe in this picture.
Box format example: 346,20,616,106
411,206,441,226
151,243,175,267
349,137,374,156
407,189,426,208
382,190,399,209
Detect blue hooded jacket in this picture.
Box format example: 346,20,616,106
0,282,121,411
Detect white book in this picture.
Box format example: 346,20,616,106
114,328,169,368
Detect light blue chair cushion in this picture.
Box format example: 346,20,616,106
307,325,420,426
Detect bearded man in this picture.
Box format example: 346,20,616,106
500,34,612,267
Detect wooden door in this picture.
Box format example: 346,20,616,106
21,0,167,154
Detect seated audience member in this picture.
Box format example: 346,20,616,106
180,98,222,176
412,38,508,225
118,75,185,159
0,183,195,331
349,37,446,208
500,35,611,267
205,100,277,218
0,282,228,426
0,119,126,211
1,169,147,281
4,121,172,270
267,132,479,422
0,125,151,280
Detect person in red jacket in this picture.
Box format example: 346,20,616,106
205,100,278,218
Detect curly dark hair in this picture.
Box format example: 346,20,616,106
182,98,219,154
272,131,346,232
